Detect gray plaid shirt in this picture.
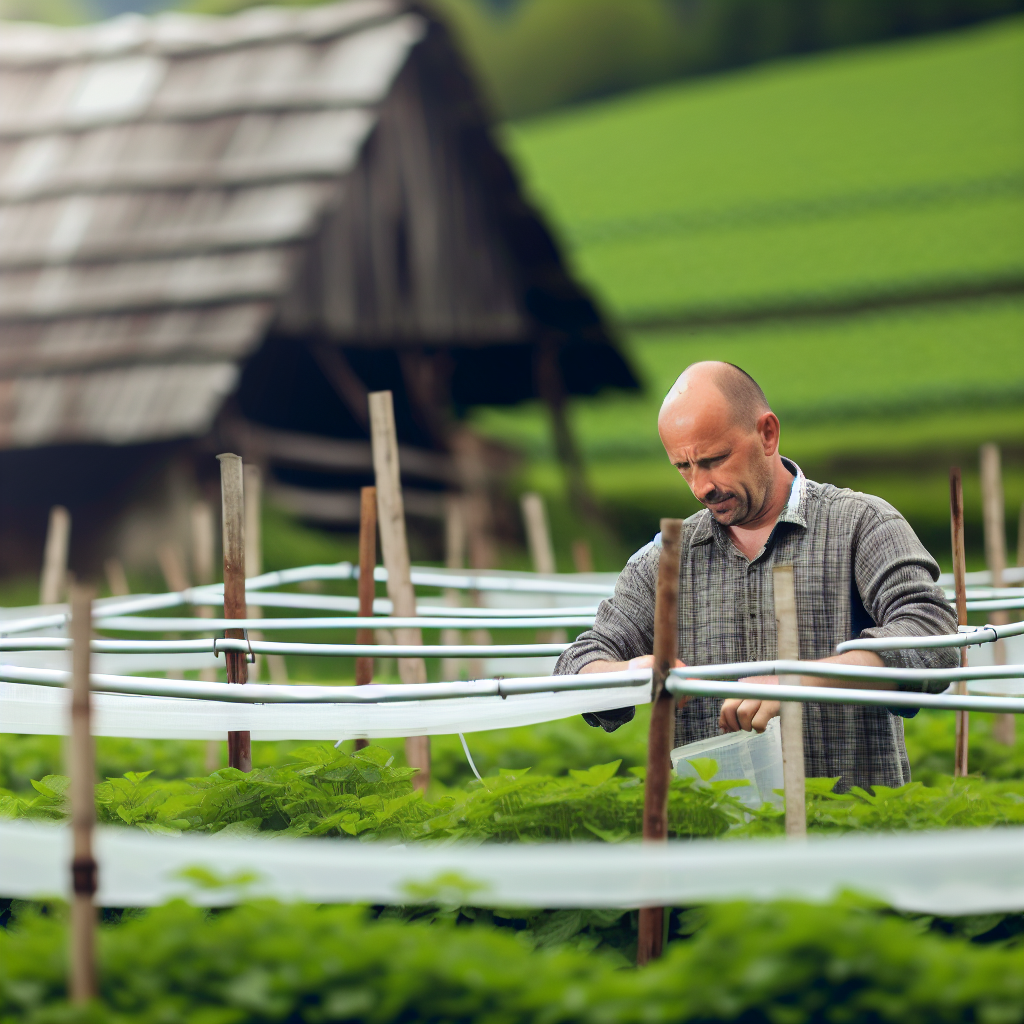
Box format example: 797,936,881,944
556,459,958,791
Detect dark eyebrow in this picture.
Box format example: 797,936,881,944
673,450,730,470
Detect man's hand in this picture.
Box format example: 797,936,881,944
579,655,685,674
718,649,889,734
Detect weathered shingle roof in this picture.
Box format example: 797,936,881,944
0,1,429,447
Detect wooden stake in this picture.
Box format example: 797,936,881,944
354,487,377,750
440,494,466,683
1018,502,1024,570
192,499,220,773
773,566,806,838
368,392,429,789
158,543,190,593
520,492,557,574
980,444,1014,746
103,557,129,597
68,583,97,1003
40,505,71,605
572,538,594,573
218,453,250,772
950,467,970,777
637,517,682,967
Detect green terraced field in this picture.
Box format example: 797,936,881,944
505,18,1024,319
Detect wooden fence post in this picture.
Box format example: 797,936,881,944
637,517,682,967
773,566,806,838
354,486,377,751
40,505,71,605
950,467,970,777
368,391,430,790
192,499,221,772
103,557,129,597
572,538,594,573
980,444,1014,746
218,454,250,772
69,583,97,1003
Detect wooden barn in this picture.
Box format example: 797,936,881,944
0,0,636,577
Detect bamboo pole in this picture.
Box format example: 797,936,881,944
637,517,682,967
773,566,806,838
40,505,71,605
218,454,250,772
980,444,1014,746
950,467,970,777
68,583,97,1003
354,487,377,751
368,391,429,789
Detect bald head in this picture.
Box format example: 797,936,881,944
658,361,787,529
660,361,771,431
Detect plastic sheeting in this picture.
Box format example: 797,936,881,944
0,679,650,740
1,820,1020,914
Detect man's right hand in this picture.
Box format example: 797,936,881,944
580,655,685,674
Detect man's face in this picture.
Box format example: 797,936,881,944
657,388,774,527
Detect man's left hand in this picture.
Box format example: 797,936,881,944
718,649,889,734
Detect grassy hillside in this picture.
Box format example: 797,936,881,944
504,19,1024,319
471,21,1024,566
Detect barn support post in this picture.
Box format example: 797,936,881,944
637,518,682,967
68,583,97,1003
980,444,1014,746
950,467,970,777
368,391,430,790
354,486,378,750
535,340,603,528
40,505,71,605
218,453,251,772
773,566,806,838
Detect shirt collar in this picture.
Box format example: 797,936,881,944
690,456,806,545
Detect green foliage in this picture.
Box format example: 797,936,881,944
1,897,1022,1023
0,747,747,842
904,710,1024,784
5,744,1024,844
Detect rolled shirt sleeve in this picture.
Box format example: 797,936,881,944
853,505,959,690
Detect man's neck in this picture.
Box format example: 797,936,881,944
725,458,796,560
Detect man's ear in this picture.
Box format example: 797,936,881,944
756,411,781,456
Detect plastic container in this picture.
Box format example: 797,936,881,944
671,717,784,809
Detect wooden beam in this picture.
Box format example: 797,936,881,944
368,391,430,790
218,453,251,772
40,505,70,605
68,583,97,1004
637,517,682,967
773,566,806,838
980,444,1014,746
950,467,970,777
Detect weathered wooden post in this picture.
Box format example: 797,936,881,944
572,538,594,573
637,517,682,967
40,505,71,605
68,583,97,1003
368,392,430,789
192,499,221,772
354,486,377,751
950,467,970,777
218,454,250,772
103,557,130,597
773,565,806,837
158,543,190,593
980,444,1014,746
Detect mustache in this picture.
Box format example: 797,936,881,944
701,490,736,506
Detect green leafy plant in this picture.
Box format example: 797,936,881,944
1,897,1021,1023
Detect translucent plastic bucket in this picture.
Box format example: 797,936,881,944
671,717,784,809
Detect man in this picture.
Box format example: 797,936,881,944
556,361,957,791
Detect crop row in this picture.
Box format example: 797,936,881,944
4,744,1023,844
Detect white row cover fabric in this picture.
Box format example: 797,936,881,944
0,679,650,740
1,820,1020,915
